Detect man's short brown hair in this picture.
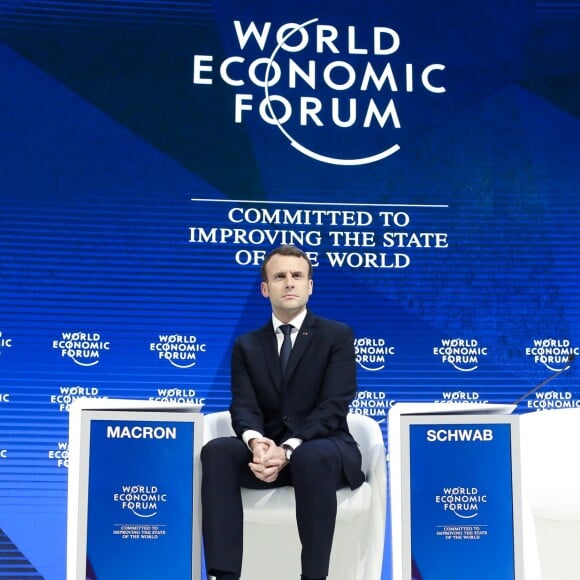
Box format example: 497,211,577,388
260,245,313,281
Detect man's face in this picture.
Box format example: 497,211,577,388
260,254,313,322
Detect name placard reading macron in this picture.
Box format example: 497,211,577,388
80,411,201,579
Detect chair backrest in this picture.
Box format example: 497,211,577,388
204,411,384,478
520,408,580,512
346,413,384,476
203,410,234,441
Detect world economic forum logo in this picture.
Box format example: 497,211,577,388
435,486,488,520
51,332,110,366
350,390,393,421
433,338,489,372
0,330,13,355
113,484,167,518
355,337,395,371
149,334,207,369
525,338,579,372
192,18,447,165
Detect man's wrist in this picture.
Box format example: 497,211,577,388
243,429,264,450
282,444,294,462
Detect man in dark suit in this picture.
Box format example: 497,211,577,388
201,245,364,580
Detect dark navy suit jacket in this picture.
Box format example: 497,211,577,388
229,309,364,490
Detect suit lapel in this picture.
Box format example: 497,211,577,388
257,321,283,390
283,311,316,382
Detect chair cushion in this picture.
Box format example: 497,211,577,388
241,482,372,524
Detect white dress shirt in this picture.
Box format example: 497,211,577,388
241,309,308,452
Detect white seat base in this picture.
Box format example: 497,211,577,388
241,482,371,524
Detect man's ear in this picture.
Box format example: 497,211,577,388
260,281,269,298
308,279,313,295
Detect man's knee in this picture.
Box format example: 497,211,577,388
201,436,247,465
290,440,341,476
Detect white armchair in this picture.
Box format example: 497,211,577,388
520,408,580,580
202,411,387,580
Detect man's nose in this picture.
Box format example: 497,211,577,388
284,273,294,285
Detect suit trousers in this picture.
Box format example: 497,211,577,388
201,436,348,578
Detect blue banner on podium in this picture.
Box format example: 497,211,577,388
81,412,200,579
409,421,516,580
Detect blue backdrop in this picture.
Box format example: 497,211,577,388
0,0,578,578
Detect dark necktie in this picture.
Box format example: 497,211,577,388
279,324,293,376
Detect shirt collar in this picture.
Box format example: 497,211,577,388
272,308,307,333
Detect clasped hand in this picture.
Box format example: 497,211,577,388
248,437,287,483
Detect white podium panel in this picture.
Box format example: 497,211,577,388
67,398,203,580
388,403,522,580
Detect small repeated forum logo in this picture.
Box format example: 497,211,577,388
148,387,205,407
525,338,579,372
52,332,110,366
433,338,489,372
435,390,488,405
49,385,105,412
149,334,207,369
0,330,13,354
349,390,393,421
355,337,395,371
48,442,69,468
113,484,168,518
